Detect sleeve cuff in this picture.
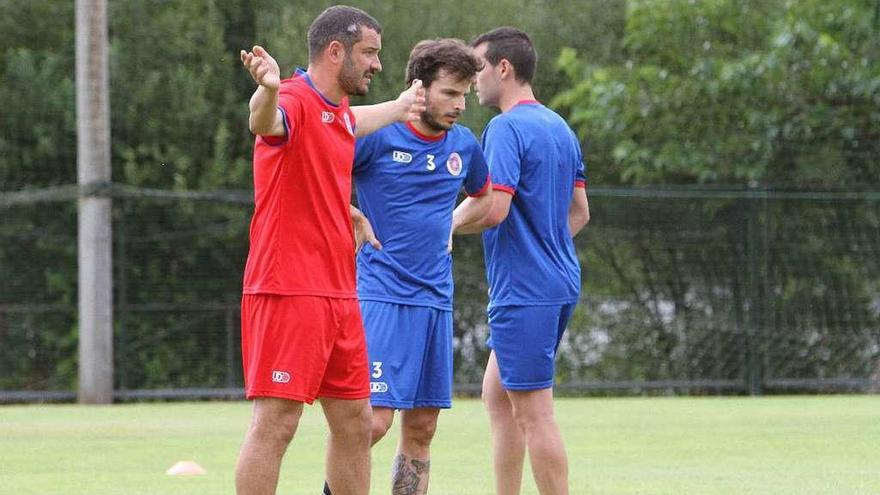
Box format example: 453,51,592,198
467,175,492,197
493,184,516,196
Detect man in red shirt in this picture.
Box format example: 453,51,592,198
236,6,424,495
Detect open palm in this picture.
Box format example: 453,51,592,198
240,45,280,90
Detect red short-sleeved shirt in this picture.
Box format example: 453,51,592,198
243,70,358,298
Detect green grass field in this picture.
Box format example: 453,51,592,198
1,396,878,494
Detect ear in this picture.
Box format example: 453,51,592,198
326,40,346,65
498,59,514,81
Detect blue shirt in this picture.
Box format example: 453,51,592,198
481,101,587,308
354,122,491,310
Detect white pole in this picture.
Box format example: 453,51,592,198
76,0,113,404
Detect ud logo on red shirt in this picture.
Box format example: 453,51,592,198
321,111,335,124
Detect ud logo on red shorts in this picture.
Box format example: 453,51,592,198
271,370,291,383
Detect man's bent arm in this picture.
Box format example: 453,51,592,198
351,80,425,137
452,192,494,236
248,88,284,136
453,189,513,234
241,45,285,136
568,186,590,236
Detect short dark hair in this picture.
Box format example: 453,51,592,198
307,6,382,62
405,38,481,88
471,27,537,84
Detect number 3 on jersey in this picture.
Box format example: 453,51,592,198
371,361,383,378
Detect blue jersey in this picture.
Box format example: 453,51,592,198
354,122,491,310
481,101,587,308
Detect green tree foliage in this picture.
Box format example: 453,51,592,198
550,0,880,391
1,0,626,391
2,0,878,393
554,0,880,187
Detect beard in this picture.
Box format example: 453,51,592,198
420,108,460,133
338,55,372,96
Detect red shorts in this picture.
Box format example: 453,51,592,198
240,294,370,403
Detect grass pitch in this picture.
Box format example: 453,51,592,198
1,396,878,494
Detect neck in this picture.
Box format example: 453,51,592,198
498,84,536,113
306,65,345,105
410,119,445,138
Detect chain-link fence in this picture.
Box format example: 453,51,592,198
3,186,878,401
3,0,879,401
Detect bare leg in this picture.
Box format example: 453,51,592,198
321,398,373,495
235,397,303,495
508,388,568,495
391,408,439,494
372,406,395,446
325,406,393,494
483,352,526,495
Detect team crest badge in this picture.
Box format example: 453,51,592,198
446,152,462,176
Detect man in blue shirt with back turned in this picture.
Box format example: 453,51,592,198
455,27,591,495
349,38,492,495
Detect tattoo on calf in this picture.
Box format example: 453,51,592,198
411,458,429,475
391,454,431,495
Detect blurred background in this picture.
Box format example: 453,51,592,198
1,0,879,401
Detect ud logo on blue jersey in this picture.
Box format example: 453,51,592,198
392,150,413,163
446,152,463,176
321,111,335,124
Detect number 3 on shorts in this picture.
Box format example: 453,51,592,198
371,361,383,378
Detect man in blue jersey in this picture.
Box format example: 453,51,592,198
455,27,590,495
351,38,492,494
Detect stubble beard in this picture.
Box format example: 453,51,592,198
339,56,371,96
420,109,453,133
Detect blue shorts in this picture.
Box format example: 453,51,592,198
487,303,576,391
360,300,453,409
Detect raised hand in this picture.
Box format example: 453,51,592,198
240,45,280,91
396,79,426,122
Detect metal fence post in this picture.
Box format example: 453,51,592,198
115,204,128,392
745,188,768,395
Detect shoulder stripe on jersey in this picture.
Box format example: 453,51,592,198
468,175,492,197
493,184,516,196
